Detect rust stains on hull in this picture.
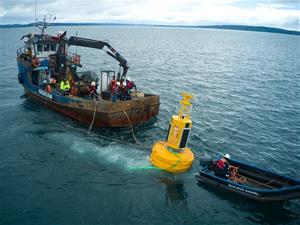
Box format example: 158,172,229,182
25,90,160,127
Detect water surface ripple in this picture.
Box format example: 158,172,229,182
0,26,299,225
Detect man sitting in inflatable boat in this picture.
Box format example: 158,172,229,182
214,154,231,179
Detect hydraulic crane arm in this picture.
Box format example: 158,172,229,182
68,36,129,77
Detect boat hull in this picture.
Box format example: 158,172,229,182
196,159,300,202
24,88,159,128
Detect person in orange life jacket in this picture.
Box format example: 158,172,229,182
111,82,119,102
120,81,131,100
214,154,231,179
32,56,41,67
126,77,137,92
123,79,132,100
70,79,78,96
88,81,97,98
109,75,116,91
119,81,126,100
48,77,57,94
45,79,52,93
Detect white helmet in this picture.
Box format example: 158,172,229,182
224,154,230,159
127,77,131,81
116,82,120,86
91,81,96,86
123,81,127,87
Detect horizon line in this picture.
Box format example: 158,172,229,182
0,22,299,35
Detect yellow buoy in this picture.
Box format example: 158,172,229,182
150,92,194,173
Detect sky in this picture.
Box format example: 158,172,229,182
0,0,299,30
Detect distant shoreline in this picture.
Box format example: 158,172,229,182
0,23,299,36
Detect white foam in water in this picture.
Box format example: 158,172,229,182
47,132,151,170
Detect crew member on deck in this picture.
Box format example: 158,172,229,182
88,81,97,98
119,81,129,100
25,47,32,57
60,78,70,95
70,79,78,96
109,75,117,90
111,82,118,103
45,80,52,93
214,154,231,179
126,77,137,93
32,56,40,67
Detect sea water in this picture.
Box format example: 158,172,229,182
0,26,299,225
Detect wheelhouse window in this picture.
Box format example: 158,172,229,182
37,44,43,52
38,70,48,86
50,44,57,51
44,44,50,51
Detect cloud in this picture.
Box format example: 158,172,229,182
0,0,299,30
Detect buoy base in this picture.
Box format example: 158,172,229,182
150,141,194,173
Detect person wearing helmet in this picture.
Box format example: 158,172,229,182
214,154,231,179
126,77,137,98
88,81,98,98
126,77,132,88
224,154,230,159
119,81,126,100
126,77,137,92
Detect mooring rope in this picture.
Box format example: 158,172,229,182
123,109,140,144
88,96,98,132
64,123,148,150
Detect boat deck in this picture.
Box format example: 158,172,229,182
198,159,300,202
205,166,295,190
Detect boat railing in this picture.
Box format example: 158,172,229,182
36,56,50,61
17,47,26,56
17,47,33,65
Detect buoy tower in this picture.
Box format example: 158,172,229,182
150,93,194,173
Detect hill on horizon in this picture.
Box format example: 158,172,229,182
0,23,299,36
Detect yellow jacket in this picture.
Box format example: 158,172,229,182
60,80,70,91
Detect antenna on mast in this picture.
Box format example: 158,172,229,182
41,14,46,35
75,31,78,55
33,0,37,34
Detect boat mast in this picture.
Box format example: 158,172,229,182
33,0,37,34
41,15,46,35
